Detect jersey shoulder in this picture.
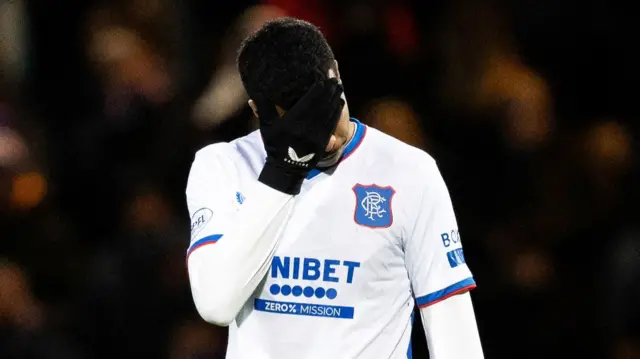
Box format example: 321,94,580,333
364,126,438,176
194,130,264,170
189,131,264,188
361,127,448,224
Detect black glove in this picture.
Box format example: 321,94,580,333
255,78,345,195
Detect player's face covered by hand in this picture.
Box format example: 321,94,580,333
251,60,351,163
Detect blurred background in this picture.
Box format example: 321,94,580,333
0,0,638,358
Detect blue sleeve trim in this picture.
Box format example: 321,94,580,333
186,234,223,257
415,277,476,308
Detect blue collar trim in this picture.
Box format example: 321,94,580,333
306,118,366,180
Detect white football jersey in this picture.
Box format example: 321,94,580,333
186,118,476,359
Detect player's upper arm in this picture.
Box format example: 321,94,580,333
404,158,476,308
185,144,239,258
420,292,484,359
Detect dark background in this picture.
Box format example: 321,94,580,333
1,0,638,358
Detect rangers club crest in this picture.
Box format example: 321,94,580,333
352,184,395,228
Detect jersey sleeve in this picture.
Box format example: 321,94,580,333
185,144,239,257
420,292,484,358
185,143,296,325
405,159,476,309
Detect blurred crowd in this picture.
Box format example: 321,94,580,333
1,0,638,358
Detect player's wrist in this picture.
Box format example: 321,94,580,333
258,161,306,195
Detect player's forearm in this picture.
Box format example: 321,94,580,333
420,292,484,359
187,182,294,326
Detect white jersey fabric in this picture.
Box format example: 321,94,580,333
186,118,476,359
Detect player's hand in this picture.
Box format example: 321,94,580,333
255,78,345,195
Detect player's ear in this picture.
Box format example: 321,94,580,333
249,99,286,119
248,99,259,118
333,60,341,82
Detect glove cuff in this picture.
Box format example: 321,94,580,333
258,161,305,195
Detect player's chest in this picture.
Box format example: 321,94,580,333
235,158,409,280
278,171,402,253
268,172,407,294
250,176,410,322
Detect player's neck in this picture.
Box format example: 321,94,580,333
344,119,356,144
317,120,356,168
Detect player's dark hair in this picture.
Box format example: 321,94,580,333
237,17,335,111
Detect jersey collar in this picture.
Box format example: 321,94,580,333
306,118,367,180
